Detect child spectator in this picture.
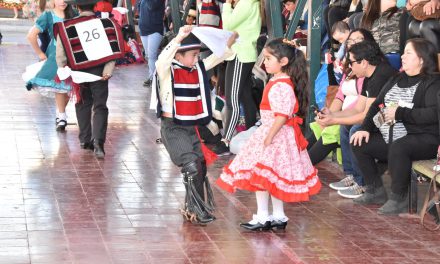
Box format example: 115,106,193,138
331,21,350,70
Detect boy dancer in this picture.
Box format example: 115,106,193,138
154,25,237,224
55,0,124,158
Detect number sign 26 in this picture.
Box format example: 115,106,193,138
75,19,113,61
83,28,100,42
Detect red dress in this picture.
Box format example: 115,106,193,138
216,76,321,202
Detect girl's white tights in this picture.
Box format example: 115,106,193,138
254,191,288,223
256,191,269,221
271,195,287,221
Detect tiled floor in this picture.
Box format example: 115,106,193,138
0,31,439,264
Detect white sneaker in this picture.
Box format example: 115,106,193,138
337,183,365,199
329,175,355,190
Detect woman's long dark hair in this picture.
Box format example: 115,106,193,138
265,38,309,118
360,0,398,30
406,38,439,75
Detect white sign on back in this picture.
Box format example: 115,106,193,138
75,19,113,61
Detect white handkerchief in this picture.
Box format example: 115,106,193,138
191,27,235,57
57,66,102,83
22,60,46,82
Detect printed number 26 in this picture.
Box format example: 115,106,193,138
84,28,100,42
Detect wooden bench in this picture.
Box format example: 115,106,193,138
410,159,440,213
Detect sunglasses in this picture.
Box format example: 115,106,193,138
348,59,362,66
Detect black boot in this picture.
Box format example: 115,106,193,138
353,185,387,205
181,160,215,224
378,192,408,215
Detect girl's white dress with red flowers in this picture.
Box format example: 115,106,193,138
217,76,321,202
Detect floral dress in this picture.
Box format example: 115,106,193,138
26,11,71,97
217,76,321,202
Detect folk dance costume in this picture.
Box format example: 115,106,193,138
25,11,72,97
55,0,124,158
154,34,233,224
217,77,321,203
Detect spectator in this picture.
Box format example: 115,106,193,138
407,0,440,53
360,0,403,55
310,29,395,199
331,21,350,72
351,38,440,215
347,0,368,29
323,0,352,51
137,0,165,87
282,0,297,27
212,0,263,155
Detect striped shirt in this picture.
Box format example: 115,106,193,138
378,82,419,143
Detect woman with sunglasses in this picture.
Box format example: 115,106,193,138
351,38,440,215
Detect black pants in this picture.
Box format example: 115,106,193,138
307,134,339,165
352,132,437,195
408,18,440,53
75,66,108,145
160,117,204,167
223,57,257,141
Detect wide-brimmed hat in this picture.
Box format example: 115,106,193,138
64,0,99,6
178,33,203,52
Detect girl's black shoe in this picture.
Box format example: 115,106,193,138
270,220,288,230
240,221,271,231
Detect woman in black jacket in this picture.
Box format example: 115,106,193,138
350,38,440,215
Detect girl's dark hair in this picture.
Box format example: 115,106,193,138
265,38,309,118
360,0,398,30
343,28,382,76
406,38,439,75
64,4,76,19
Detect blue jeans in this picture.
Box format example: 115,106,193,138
340,124,364,186
140,32,163,80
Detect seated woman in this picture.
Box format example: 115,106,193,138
359,0,403,56
351,38,440,215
